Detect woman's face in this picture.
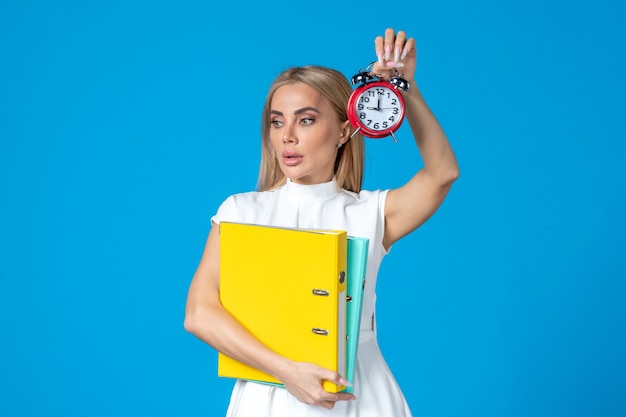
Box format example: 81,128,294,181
269,82,347,185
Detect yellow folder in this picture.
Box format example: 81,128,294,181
218,222,348,393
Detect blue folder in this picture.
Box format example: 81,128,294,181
344,236,369,393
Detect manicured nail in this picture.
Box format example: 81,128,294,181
384,45,391,60
339,377,353,387
385,61,404,68
376,50,383,65
394,47,401,63
401,45,410,60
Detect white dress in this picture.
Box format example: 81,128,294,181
212,178,413,417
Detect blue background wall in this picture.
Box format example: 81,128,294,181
1,1,625,416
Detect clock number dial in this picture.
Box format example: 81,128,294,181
347,80,406,139
356,87,401,131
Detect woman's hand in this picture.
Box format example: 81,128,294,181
278,360,356,409
371,28,417,84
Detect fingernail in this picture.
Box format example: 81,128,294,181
401,45,410,60
385,61,404,68
376,50,383,65
384,45,391,60
339,377,353,387
394,47,401,63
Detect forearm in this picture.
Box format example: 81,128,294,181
403,84,459,182
185,292,292,382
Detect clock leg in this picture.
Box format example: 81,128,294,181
350,126,361,138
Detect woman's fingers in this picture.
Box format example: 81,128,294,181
402,36,415,60
384,28,395,61
316,370,356,407
313,389,356,409
281,362,356,409
372,28,417,80
393,30,406,63
375,35,385,65
374,28,412,69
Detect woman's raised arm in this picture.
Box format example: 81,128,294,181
371,29,460,249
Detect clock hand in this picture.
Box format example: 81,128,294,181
365,93,384,111
367,107,396,111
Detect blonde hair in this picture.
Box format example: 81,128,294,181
256,66,365,193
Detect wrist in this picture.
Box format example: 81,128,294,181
269,356,296,383
402,84,425,106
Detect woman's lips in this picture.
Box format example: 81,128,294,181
281,150,303,166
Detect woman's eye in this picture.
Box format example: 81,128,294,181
300,118,314,126
271,120,283,128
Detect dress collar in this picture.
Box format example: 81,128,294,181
284,177,340,202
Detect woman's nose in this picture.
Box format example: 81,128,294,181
282,125,297,144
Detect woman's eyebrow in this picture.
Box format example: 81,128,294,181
270,107,321,116
294,107,321,115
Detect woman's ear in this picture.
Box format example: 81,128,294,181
340,120,351,141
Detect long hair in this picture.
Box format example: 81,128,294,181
256,66,365,193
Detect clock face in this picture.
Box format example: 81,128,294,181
347,81,405,139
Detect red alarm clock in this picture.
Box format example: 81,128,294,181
347,66,410,142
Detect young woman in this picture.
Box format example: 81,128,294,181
185,28,459,416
